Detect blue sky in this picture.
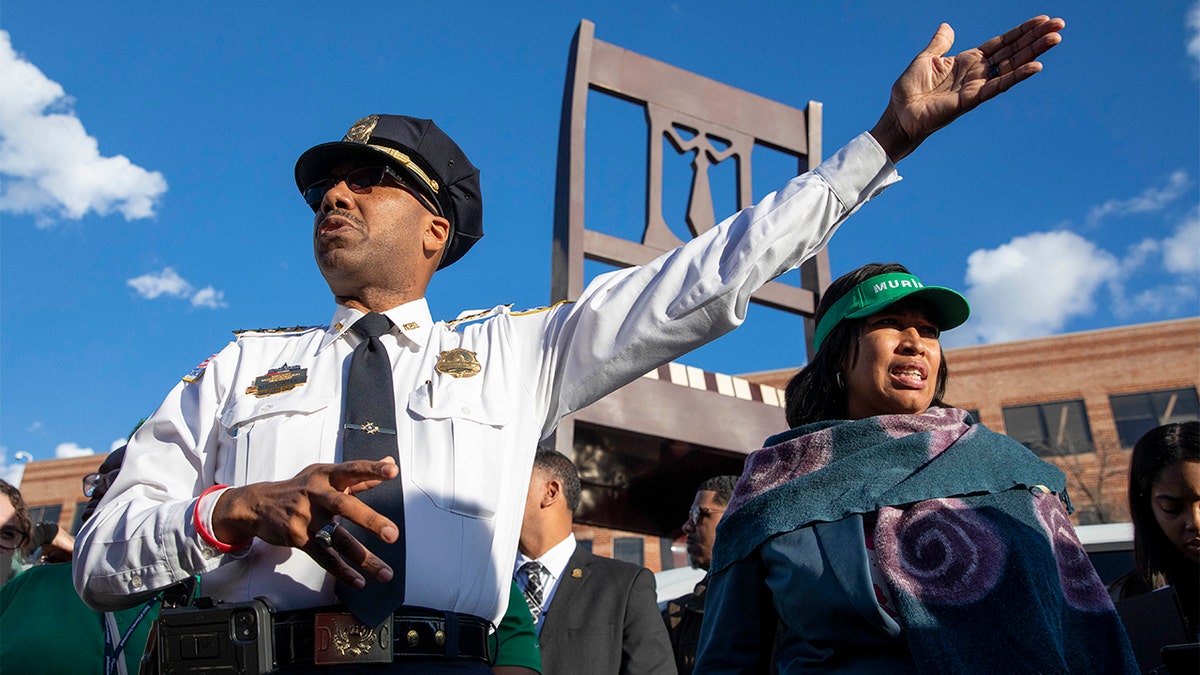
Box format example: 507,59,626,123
2,2,1197,479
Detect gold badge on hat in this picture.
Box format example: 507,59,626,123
344,115,379,144
435,348,482,379
246,364,308,397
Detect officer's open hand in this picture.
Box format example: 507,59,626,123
869,15,1064,162
211,459,400,588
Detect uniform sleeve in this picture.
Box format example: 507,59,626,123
694,554,777,674
538,133,897,435
621,567,678,675
74,343,238,611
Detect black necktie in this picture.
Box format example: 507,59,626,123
521,561,546,625
335,312,406,626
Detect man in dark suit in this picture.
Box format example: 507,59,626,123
514,450,675,675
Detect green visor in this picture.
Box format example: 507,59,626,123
812,272,970,351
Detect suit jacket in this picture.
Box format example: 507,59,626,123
537,546,676,675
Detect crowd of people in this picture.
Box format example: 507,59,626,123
2,11,1196,674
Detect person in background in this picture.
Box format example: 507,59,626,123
0,480,33,586
515,450,674,675
0,478,73,571
2,446,160,675
695,262,1137,674
662,475,738,675
1109,421,1199,639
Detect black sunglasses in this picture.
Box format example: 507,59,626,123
83,472,110,498
0,525,28,552
303,166,440,216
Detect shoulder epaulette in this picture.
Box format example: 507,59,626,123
444,306,507,330
443,301,574,330
232,325,322,336
511,300,572,317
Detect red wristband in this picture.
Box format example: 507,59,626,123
193,484,251,553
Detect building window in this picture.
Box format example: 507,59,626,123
1002,400,1094,457
1109,387,1200,447
27,505,62,527
613,537,644,566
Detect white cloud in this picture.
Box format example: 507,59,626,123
0,30,167,225
1108,213,1200,318
1162,213,1200,275
1086,171,1189,226
954,230,1120,344
953,207,1200,345
109,438,128,453
128,267,190,299
1189,2,1200,63
54,442,95,459
128,267,228,309
190,286,228,309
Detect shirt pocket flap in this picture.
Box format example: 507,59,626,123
220,387,333,429
406,381,512,427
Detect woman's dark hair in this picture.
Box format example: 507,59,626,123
0,479,34,555
1121,421,1200,598
784,262,950,427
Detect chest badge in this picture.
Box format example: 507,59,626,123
435,348,481,379
246,364,308,397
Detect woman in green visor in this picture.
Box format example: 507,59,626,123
694,262,1138,674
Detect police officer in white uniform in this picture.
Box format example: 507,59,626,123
74,16,1064,673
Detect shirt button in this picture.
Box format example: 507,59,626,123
130,575,143,589
461,406,471,415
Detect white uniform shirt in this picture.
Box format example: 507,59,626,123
75,133,897,626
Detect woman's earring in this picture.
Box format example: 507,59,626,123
835,372,845,390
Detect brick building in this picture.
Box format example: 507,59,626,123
10,454,104,538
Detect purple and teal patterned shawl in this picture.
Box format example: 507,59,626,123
711,407,1137,673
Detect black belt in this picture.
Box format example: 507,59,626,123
273,605,494,666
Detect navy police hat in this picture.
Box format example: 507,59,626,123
295,115,483,269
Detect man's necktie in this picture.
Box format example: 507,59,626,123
521,561,546,625
335,312,406,627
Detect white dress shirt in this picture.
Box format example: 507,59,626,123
75,133,897,627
